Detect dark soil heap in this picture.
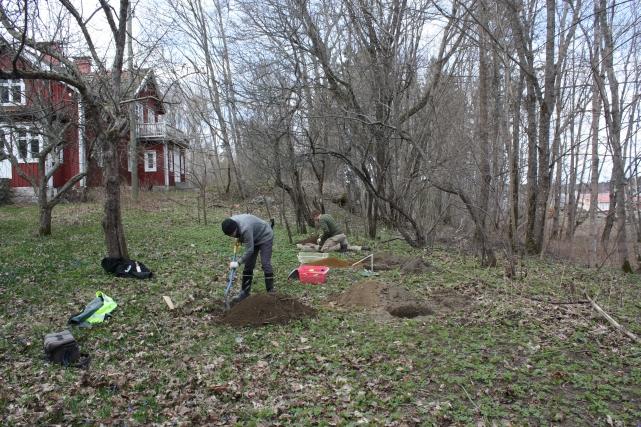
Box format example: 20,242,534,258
400,258,433,274
220,293,316,327
329,280,434,318
372,252,406,271
373,252,432,274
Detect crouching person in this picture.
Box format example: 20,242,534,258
221,214,274,305
297,211,369,253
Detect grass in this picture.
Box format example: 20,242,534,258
1,191,640,425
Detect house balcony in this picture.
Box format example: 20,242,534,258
136,122,189,146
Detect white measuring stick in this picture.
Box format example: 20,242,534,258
351,253,373,270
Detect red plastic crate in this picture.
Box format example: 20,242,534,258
298,265,330,284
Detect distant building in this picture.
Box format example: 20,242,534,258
0,44,189,199
576,192,641,212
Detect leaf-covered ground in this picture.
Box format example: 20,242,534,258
1,192,640,425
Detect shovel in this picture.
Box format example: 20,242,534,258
224,241,241,311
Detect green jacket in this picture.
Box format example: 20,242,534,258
318,214,341,244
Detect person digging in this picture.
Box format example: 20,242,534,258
297,211,369,253
222,214,275,305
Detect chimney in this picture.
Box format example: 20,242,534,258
73,56,92,74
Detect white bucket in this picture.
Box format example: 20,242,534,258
297,252,330,264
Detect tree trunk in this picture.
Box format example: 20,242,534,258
598,0,630,271
366,193,377,239
128,1,139,201
37,157,52,236
549,57,568,241
531,0,556,253
477,8,495,267
508,69,523,249
102,137,129,259
565,108,578,240
524,77,538,253
588,4,601,266
601,179,616,243
36,157,51,236
39,205,53,236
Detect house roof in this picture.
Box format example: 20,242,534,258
88,68,166,114
123,69,164,103
1,41,167,114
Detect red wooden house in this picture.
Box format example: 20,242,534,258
0,46,81,198
0,46,189,199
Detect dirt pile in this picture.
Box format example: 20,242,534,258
372,252,432,274
372,252,405,270
304,257,354,268
400,258,433,274
329,280,433,318
219,293,316,327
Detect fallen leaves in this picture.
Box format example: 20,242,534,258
2,198,641,425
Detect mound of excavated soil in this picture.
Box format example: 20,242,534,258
372,252,406,271
329,280,472,319
372,252,432,274
330,279,420,307
219,293,316,327
304,257,354,268
400,258,433,274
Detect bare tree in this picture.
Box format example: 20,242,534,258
595,0,631,271
161,0,246,199
0,0,134,258
0,83,90,235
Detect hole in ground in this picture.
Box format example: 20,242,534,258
387,304,434,318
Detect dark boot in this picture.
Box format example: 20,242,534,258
241,274,253,295
265,274,275,293
230,290,248,306
231,274,253,306
339,242,348,253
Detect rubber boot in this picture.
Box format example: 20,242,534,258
339,242,348,253
231,275,253,305
230,291,248,306
265,274,275,293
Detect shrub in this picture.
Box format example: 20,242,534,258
0,178,12,205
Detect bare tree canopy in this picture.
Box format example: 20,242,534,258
2,0,640,270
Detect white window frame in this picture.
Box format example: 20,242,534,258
18,126,42,164
0,79,25,105
0,124,42,164
0,130,10,178
144,150,157,172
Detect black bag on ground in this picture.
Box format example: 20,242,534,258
44,330,80,365
101,257,153,279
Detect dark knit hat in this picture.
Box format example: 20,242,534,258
221,218,238,236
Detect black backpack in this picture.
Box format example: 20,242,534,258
101,257,153,279
43,330,80,365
